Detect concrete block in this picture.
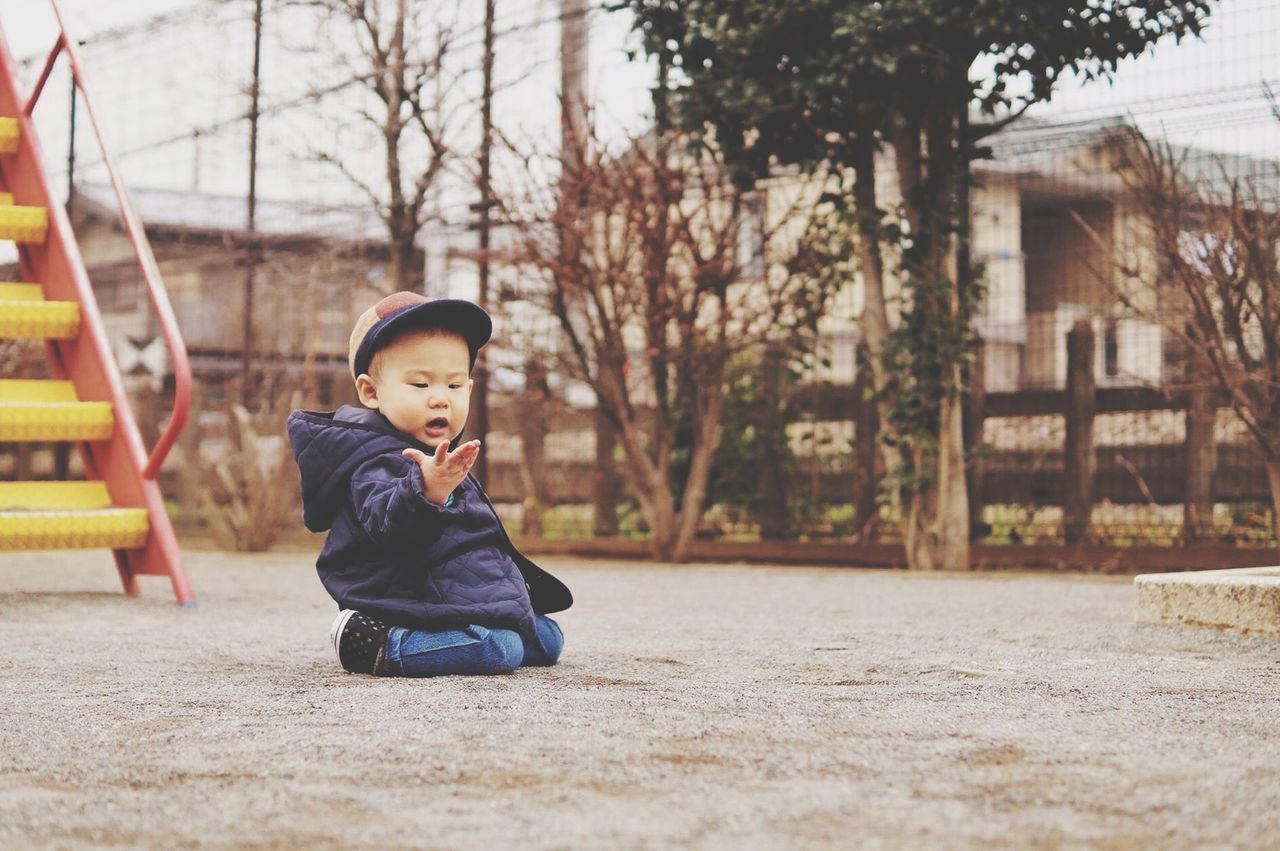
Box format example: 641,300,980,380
1135,566,1280,635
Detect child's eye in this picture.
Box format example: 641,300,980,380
449,384,462,390
411,383,429,389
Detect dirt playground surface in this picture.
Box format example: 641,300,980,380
1,548,1278,849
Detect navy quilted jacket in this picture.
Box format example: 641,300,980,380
287,406,572,639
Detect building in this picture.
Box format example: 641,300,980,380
69,182,421,411
956,116,1274,393
784,116,1280,394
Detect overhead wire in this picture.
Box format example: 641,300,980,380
45,1,605,175
39,2,1280,222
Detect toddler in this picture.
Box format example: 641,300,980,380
287,292,572,676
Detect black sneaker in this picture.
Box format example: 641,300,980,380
330,610,390,675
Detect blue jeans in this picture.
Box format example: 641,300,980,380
383,615,563,678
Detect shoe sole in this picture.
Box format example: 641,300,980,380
330,609,357,668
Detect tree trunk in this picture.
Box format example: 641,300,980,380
904,445,934,570
592,408,621,536
850,138,899,538
389,236,418,291
670,391,724,562
1267,458,1280,545
613,398,718,564
648,487,680,562
610,412,680,561
851,140,889,364
1183,381,1215,542
897,95,976,571
904,386,971,570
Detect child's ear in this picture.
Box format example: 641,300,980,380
465,377,475,397
355,374,380,409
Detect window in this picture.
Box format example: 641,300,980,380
89,265,141,312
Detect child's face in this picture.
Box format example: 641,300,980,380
355,330,474,449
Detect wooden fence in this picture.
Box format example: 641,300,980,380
2,320,1270,546
482,321,1273,543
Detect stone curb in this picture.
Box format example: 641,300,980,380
1135,566,1280,634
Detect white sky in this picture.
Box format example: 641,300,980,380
1,0,1275,214
1024,0,1280,155
0,0,656,213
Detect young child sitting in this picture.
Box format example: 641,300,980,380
287,291,572,677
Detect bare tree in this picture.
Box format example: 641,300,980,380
175,239,371,550
500,125,849,561
1118,136,1280,541
289,0,462,290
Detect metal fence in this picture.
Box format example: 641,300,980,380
480,0,1280,547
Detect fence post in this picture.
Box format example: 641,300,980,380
520,356,551,537
1063,320,1095,544
54,443,71,480
15,442,31,480
134,380,160,450
176,379,203,526
851,344,879,538
758,342,789,539
964,336,987,540
1183,371,1216,542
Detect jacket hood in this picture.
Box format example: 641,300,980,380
287,405,417,532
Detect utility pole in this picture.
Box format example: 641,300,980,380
561,0,588,143
559,0,617,536
472,0,496,485
241,0,263,409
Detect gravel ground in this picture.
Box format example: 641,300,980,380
1,547,1279,850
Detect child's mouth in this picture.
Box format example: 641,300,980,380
425,417,449,434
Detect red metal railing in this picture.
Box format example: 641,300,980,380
25,0,192,479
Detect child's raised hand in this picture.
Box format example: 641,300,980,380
403,440,481,505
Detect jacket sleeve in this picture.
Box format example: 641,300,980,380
349,452,462,546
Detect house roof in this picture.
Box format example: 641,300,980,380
74,182,390,243
984,114,1280,202
984,115,1132,168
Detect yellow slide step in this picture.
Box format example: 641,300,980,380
0,283,80,339
0,379,113,441
0,117,17,154
0,481,148,551
0,204,47,243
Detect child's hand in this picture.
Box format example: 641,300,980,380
403,440,480,505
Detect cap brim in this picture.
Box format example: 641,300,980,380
353,299,492,377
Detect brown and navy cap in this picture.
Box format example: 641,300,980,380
348,291,492,379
